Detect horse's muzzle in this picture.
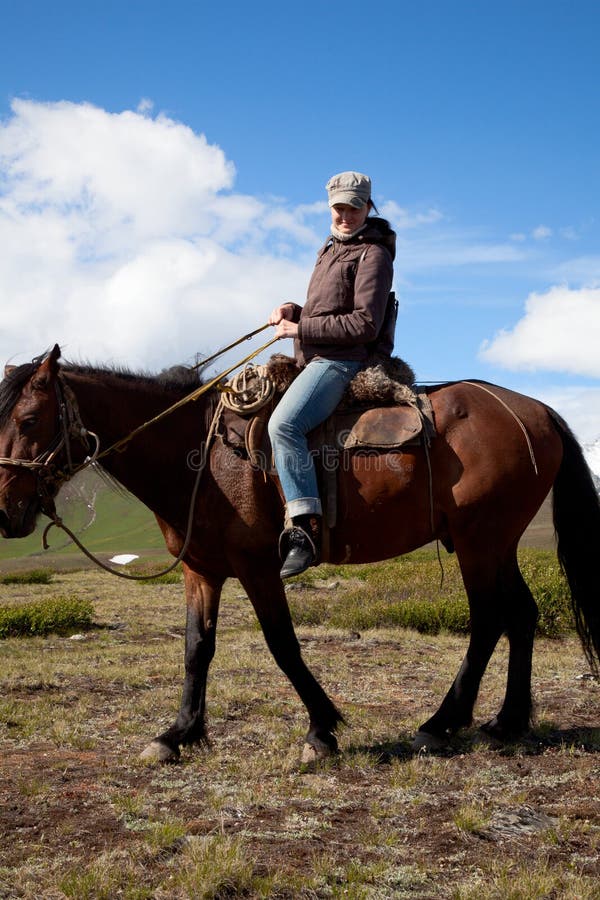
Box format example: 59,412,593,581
0,507,13,538
0,501,38,539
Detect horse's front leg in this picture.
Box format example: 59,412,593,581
235,551,344,764
141,565,223,763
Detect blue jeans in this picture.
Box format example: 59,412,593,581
268,357,362,518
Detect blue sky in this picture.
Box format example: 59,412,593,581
1,0,600,441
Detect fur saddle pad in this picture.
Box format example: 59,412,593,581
266,353,417,408
219,354,433,470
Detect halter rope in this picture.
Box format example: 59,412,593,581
41,401,224,580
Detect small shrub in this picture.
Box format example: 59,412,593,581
0,595,93,638
0,568,53,585
453,802,490,835
172,834,255,898
60,853,152,900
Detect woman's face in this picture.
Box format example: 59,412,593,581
330,202,370,235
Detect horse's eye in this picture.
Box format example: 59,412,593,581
19,416,38,433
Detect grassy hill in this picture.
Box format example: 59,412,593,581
0,469,167,571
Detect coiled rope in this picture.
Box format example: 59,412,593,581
219,365,275,415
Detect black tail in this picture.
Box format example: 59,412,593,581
549,408,600,676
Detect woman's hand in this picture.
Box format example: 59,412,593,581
274,320,299,339
269,303,299,338
268,303,295,325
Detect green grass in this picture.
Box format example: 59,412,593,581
0,468,162,564
1,571,599,899
130,567,182,584
0,595,94,637
0,568,53,585
287,548,572,638
452,859,600,900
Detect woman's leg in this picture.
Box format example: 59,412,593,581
268,358,361,576
268,358,361,516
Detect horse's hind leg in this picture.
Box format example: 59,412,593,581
141,566,223,763
415,552,506,748
235,552,344,762
482,559,537,740
415,551,537,748
415,614,504,748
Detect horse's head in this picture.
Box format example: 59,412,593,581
0,344,64,537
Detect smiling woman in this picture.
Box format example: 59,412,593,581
268,171,397,577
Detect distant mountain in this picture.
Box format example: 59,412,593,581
582,439,600,491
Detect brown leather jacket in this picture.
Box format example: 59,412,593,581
287,218,396,366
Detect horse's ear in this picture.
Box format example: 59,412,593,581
32,344,62,391
48,344,61,369
4,364,16,377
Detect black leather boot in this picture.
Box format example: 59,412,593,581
279,515,321,579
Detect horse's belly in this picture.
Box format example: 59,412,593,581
328,450,433,563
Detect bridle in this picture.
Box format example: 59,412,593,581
0,376,100,517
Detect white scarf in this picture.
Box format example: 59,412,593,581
331,223,368,242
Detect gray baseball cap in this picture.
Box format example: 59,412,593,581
326,171,371,208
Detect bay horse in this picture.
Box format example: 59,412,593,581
0,344,599,763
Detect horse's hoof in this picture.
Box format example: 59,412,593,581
411,730,448,752
480,718,525,744
301,738,335,767
139,740,180,764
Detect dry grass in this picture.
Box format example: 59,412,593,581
0,568,599,898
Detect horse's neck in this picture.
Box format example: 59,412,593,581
65,370,178,443
64,370,209,513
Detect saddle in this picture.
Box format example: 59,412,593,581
218,355,436,545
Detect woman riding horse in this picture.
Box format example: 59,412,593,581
268,171,396,578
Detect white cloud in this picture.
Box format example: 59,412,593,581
552,256,600,286
380,200,443,230
560,226,578,241
0,99,234,242
0,99,320,369
531,385,600,445
398,232,526,271
532,225,552,241
480,285,600,377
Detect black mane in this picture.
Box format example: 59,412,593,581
61,359,202,393
0,353,204,428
